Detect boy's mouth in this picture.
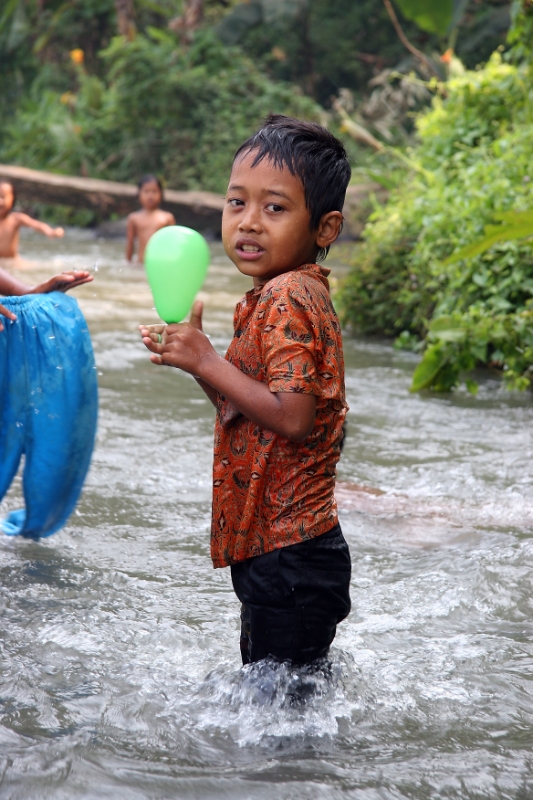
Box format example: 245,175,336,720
236,238,264,261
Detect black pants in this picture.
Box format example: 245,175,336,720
230,524,351,665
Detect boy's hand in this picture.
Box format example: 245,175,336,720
138,322,167,346
31,270,93,294
0,303,17,332
140,301,215,375
51,227,65,238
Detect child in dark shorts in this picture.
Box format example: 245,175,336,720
140,115,352,665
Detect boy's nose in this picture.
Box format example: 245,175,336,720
238,208,262,233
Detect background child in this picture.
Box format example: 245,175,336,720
0,268,93,331
140,115,352,667
0,180,64,259
126,175,175,263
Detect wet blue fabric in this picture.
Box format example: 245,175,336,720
0,292,97,538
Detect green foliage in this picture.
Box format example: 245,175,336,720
218,0,442,105
0,0,236,149
339,53,533,392
216,0,510,106
0,29,321,193
508,0,533,61
444,210,533,263
393,0,454,36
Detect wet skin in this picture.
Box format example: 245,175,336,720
126,181,175,263
0,182,64,259
0,181,92,330
140,154,343,442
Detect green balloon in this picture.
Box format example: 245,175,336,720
144,226,210,323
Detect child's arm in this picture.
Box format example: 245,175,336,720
31,270,93,293
0,267,93,297
16,213,64,238
140,302,316,442
0,268,90,331
126,216,135,261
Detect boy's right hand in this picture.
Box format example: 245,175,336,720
0,303,17,332
139,301,214,375
138,322,167,346
139,301,204,345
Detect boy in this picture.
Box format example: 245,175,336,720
0,180,64,259
140,116,351,665
126,175,176,263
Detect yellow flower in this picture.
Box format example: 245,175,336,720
60,91,76,105
70,49,84,64
73,125,82,134
271,46,287,62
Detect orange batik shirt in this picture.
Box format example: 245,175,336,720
211,263,348,568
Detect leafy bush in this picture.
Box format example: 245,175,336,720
339,53,533,392
0,29,321,194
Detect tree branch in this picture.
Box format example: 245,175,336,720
382,0,439,77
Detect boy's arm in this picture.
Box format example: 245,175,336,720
194,347,316,441
17,213,64,238
126,215,135,261
194,377,219,406
0,268,33,296
140,302,316,442
0,267,92,296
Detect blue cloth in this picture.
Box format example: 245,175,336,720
0,292,97,538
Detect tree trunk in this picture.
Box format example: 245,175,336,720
115,0,136,40
168,0,204,41
0,164,224,233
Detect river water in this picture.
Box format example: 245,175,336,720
1,230,533,799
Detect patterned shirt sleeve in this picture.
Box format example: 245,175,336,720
262,279,322,395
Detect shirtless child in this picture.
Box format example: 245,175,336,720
126,175,175,263
0,180,64,259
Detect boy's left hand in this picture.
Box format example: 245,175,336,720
140,300,216,375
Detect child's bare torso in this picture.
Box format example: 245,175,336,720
127,209,175,262
0,213,23,259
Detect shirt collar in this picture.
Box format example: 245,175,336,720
245,264,331,298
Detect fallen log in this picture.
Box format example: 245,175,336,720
0,164,225,235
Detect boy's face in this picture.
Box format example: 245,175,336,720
0,183,14,217
139,180,162,211
222,152,320,288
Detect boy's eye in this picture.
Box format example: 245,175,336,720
267,203,284,213
228,198,244,207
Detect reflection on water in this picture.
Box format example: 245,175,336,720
1,229,533,798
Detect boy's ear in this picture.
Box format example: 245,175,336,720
315,211,344,250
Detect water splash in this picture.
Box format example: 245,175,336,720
192,654,355,747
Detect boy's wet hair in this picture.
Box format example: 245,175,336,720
0,180,16,213
137,174,163,196
234,115,351,259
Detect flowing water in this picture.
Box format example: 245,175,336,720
1,230,533,799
